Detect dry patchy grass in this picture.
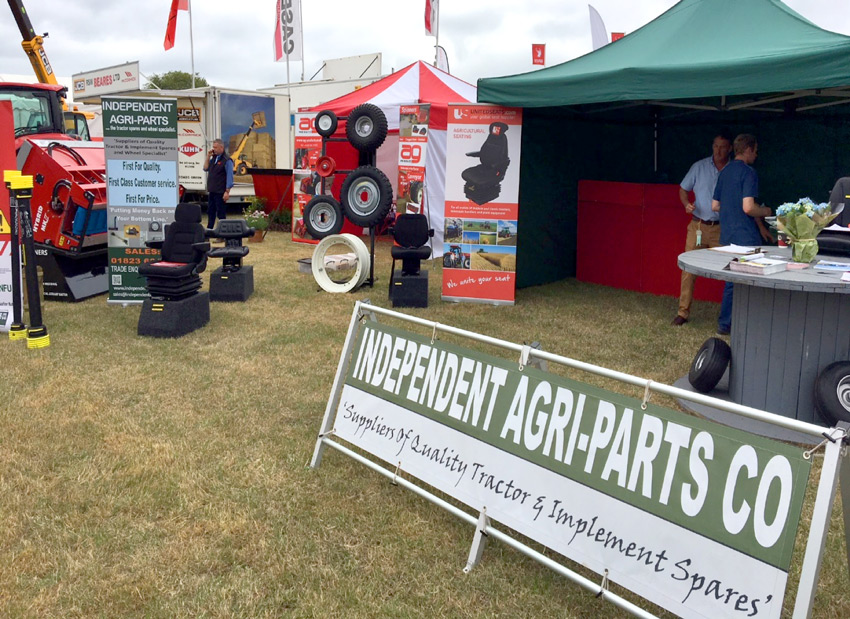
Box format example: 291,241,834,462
0,232,846,618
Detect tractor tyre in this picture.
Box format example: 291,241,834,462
340,165,393,228
236,162,248,176
304,195,344,239
688,338,731,393
315,110,338,137
345,104,388,151
463,257,470,269
814,361,850,425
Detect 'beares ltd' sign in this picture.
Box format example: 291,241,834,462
333,322,810,619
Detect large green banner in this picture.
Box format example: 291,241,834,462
336,321,812,619
103,97,178,303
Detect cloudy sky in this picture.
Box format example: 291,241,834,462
1,0,848,94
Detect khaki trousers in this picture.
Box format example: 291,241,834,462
677,218,722,319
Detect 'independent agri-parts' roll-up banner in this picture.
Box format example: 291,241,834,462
102,96,178,303
328,319,811,619
443,104,521,305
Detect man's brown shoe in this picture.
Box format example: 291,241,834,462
671,316,688,326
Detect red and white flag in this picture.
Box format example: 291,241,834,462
425,0,439,37
164,0,189,51
274,0,303,61
532,44,545,66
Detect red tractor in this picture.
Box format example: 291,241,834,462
442,244,470,269
2,82,107,300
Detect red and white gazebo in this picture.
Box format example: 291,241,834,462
310,61,477,252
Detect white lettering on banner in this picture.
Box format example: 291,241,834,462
103,100,175,113
346,326,805,564
335,386,787,619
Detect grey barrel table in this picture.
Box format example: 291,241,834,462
678,247,850,426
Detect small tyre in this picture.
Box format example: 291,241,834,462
814,361,850,425
315,110,338,137
340,165,393,227
346,103,388,151
303,195,344,239
688,337,731,393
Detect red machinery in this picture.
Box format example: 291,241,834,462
2,82,107,300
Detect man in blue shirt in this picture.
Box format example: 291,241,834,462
204,138,234,229
672,134,731,326
711,134,773,335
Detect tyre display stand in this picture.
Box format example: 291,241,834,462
311,105,392,290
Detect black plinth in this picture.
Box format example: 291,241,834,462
390,271,429,308
209,266,254,302
138,291,210,338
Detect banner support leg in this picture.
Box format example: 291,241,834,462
841,441,850,586
463,508,490,573
309,301,367,469
793,423,849,618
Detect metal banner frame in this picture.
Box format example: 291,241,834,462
310,301,850,619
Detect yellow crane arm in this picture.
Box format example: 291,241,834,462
7,0,57,85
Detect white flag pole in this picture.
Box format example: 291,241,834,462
434,2,440,67
299,1,305,81
188,0,196,88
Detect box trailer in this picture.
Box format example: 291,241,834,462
79,86,291,203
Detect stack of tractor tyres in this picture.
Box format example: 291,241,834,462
308,104,391,238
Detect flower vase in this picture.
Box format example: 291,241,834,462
791,237,817,263
249,229,264,243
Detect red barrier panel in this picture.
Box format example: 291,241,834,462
577,180,723,302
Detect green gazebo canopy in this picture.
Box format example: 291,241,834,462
479,0,850,110
475,0,850,289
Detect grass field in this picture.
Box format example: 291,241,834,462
1,232,847,618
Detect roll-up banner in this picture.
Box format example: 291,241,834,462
102,96,178,303
397,104,430,215
292,112,322,244
0,101,18,331
443,105,521,305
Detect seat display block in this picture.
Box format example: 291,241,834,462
137,291,210,338
209,265,254,302
390,271,428,308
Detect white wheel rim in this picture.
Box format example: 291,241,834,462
311,233,370,293
317,114,333,131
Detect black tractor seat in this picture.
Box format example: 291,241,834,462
207,219,255,272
